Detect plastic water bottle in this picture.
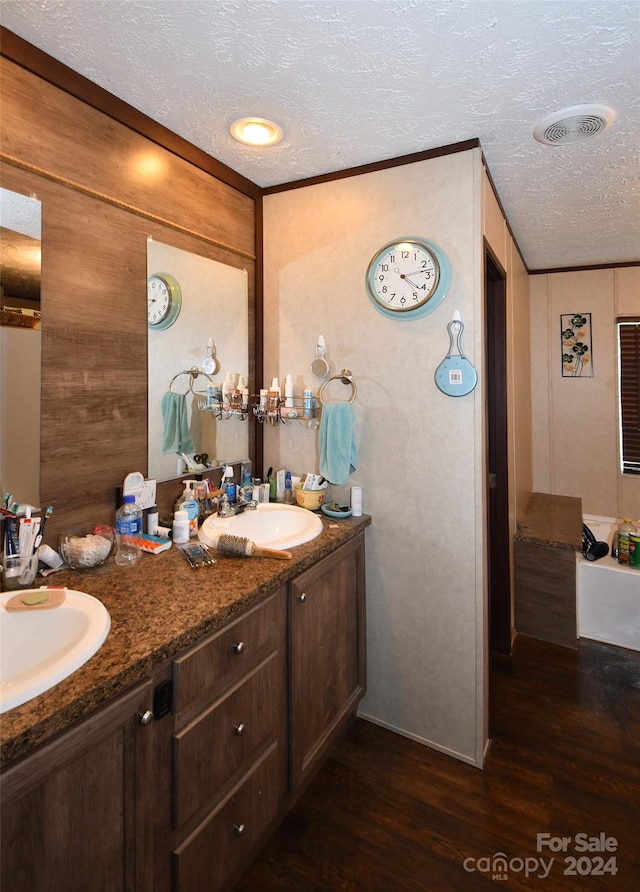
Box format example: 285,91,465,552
115,494,143,565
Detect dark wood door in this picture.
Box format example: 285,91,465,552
289,535,366,790
485,249,511,656
0,680,155,892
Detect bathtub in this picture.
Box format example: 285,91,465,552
577,514,640,652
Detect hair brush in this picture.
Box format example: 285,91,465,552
214,534,292,560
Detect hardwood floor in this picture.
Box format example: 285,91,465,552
235,635,640,891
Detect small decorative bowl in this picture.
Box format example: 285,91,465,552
321,503,353,519
59,525,115,569
294,481,328,511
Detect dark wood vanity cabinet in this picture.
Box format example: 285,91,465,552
169,534,366,890
0,680,156,892
289,534,366,790
170,586,288,892
0,532,367,892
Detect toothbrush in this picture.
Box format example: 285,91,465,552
33,505,53,552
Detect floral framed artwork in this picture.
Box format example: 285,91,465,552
561,313,593,377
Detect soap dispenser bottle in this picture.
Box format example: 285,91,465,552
175,480,200,537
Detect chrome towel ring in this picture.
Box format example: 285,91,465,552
169,366,214,395
319,369,357,405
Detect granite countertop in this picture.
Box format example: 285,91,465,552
1,514,370,768
514,492,582,551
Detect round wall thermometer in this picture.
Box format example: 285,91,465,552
365,236,451,320
147,272,182,330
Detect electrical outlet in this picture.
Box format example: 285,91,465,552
135,478,157,510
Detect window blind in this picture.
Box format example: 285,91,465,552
619,319,640,475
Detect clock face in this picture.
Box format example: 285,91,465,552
147,273,182,330
366,237,450,320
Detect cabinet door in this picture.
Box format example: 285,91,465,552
0,680,155,892
289,534,366,789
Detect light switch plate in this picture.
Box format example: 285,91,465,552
122,474,157,510
135,478,157,510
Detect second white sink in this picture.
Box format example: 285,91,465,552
0,588,111,714
199,502,323,550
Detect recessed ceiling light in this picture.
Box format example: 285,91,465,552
229,117,283,147
533,104,615,146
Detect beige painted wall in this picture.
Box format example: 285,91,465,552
264,149,488,765
530,267,640,520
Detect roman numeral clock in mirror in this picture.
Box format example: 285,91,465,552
365,236,450,320
147,272,182,330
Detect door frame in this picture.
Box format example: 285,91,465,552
485,246,512,657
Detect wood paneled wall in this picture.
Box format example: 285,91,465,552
1,57,257,541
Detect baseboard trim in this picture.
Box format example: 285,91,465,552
356,710,482,769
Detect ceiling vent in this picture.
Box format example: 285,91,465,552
533,104,615,146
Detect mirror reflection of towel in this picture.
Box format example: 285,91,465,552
319,402,358,485
161,391,195,454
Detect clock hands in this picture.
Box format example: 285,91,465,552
403,269,427,277
400,274,426,290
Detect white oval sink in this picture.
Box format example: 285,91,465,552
0,587,111,714
199,503,323,551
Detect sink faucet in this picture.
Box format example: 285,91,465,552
217,492,258,517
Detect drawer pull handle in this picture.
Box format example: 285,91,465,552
233,641,246,654
234,723,246,736
138,710,154,727
234,823,246,836
297,593,307,603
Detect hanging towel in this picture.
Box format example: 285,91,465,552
161,391,195,454
319,401,358,485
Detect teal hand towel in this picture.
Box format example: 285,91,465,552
161,391,195,454
319,402,358,485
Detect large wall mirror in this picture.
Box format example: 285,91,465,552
0,188,42,506
147,239,249,481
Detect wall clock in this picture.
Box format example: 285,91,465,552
147,272,182,330
365,236,451,320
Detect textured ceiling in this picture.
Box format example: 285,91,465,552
1,0,639,269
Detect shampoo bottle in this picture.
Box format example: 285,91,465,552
617,518,637,565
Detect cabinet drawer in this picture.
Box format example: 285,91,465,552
173,651,285,828
173,745,281,892
173,587,285,725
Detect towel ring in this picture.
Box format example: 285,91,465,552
319,369,357,405
169,366,214,396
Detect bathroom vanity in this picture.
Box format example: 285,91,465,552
0,516,368,892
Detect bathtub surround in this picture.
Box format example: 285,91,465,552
578,515,640,652
514,493,582,649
